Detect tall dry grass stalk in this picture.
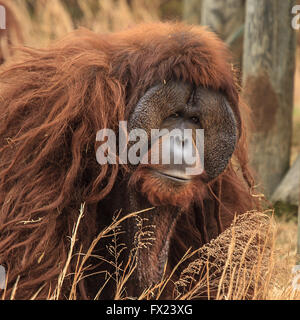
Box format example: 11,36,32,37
2,205,300,300
51,204,155,300
58,209,300,300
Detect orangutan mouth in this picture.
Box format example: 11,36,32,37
155,170,191,182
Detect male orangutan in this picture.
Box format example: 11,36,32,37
0,22,258,299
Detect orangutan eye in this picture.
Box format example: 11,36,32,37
190,116,199,124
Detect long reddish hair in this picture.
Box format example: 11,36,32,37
0,22,258,299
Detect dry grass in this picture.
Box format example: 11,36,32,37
77,0,160,34
2,205,300,300
55,210,300,300
175,211,276,300
269,217,300,300
4,0,160,48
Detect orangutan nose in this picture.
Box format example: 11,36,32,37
171,132,195,167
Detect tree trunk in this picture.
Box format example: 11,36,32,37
242,0,297,198
200,0,245,69
201,0,245,39
271,154,300,206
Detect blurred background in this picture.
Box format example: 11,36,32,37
0,0,300,284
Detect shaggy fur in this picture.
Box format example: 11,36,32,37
0,22,258,299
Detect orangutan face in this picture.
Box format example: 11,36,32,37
128,81,238,207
